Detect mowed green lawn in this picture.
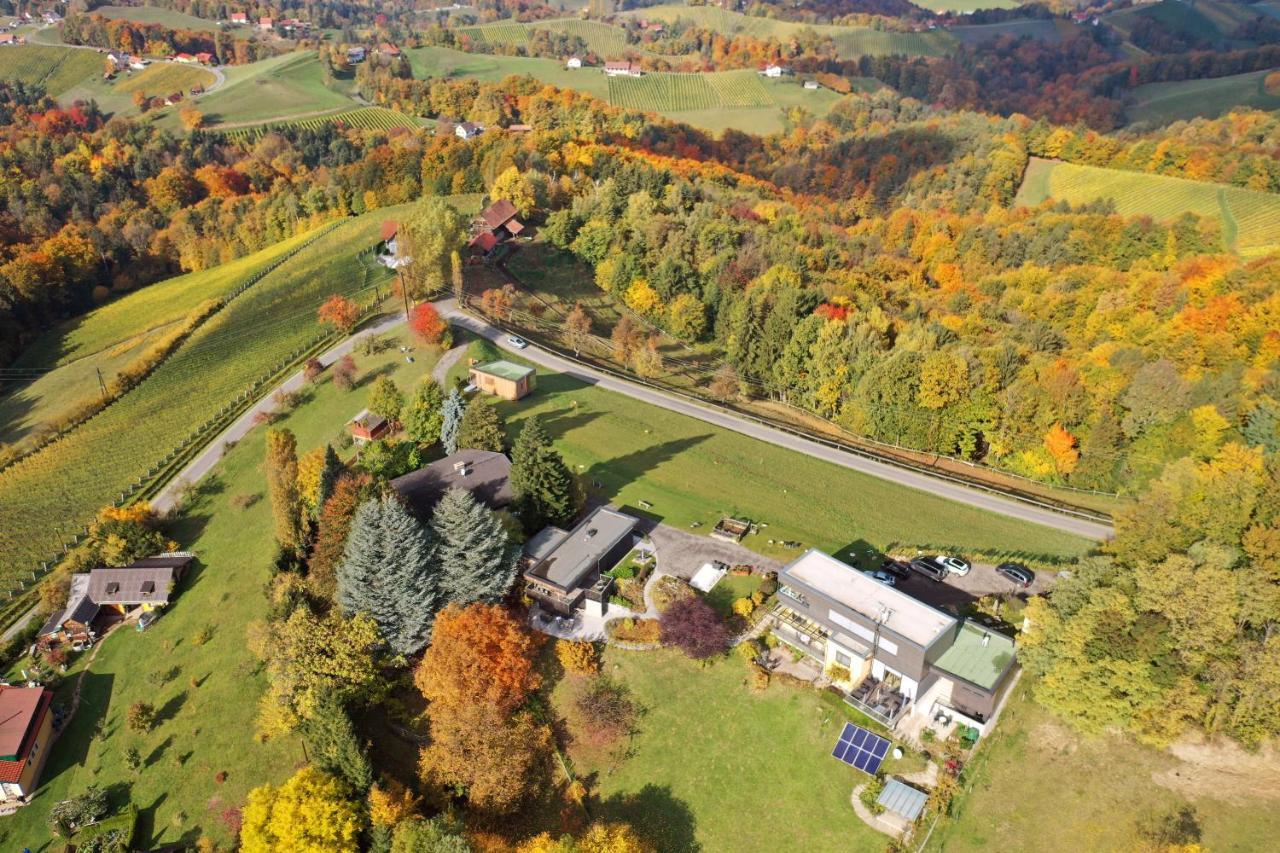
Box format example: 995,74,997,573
1125,68,1280,126
489,366,1093,564
929,685,1280,852
0,329,442,849
0,45,103,96
1015,157,1280,257
190,52,353,126
553,648,888,853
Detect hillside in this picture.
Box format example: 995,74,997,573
1125,68,1280,125
0,45,102,96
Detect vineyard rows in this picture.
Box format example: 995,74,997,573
609,70,773,112
0,216,394,590
459,21,531,48
222,107,421,140
529,19,632,57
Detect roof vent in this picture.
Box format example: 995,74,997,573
454,461,472,477
585,528,598,539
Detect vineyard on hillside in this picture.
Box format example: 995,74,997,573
609,70,772,111
1015,158,1280,257
458,20,531,48
221,107,424,139
529,18,633,58
0,45,102,96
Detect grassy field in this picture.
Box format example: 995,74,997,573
1,231,320,444
1125,68,1280,126
0,329,441,850
950,18,1068,45
408,44,610,99
488,362,1094,564
94,4,224,33
552,648,900,852
1015,157,1280,257
218,106,426,137
0,45,103,96
114,63,217,95
188,52,353,126
608,70,773,111
619,4,956,58
1104,0,1257,42
929,685,1280,851
0,212,406,590
910,0,1019,10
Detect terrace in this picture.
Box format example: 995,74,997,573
845,674,910,728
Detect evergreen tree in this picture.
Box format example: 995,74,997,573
402,379,445,446
316,444,343,515
440,389,465,455
302,694,374,796
457,397,507,453
509,416,578,533
429,488,517,606
265,428,304,553
337,495,439,655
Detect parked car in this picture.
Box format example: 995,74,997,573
506,335,528,349
136,611,159,632
869,570,897,586
879,558,911,579
934,555,971,576
909,558,947,582
996,562,1035,588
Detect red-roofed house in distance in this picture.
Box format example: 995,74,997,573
377,42,401,57
469,199,526,257
230,11,248,25
195,51,214,64
0,685,55,808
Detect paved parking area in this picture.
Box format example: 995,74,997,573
646,524,781,581
888,558,1057,613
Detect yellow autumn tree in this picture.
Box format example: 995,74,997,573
624,279,661,316
555,639,599,675
296,447,327,512
1043,423,1080,476
241,767,365,853
368,778,420,827
492,166,537,218
516,822,653,853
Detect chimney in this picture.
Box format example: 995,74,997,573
454,460,472,477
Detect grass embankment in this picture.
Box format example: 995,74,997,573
929,685,1280,851
0,330,442,849
487,361,1094,564
1125,69,1280,126
551,648,896,852
0,230,320,446
1015,157,1280,257
0,45,103,96
0,212,404,591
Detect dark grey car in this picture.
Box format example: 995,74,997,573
995,562,1035,588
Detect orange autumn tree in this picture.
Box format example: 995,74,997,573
1044,423,1080,477
318,294,360,335
413,603,542,715
409,302,448,345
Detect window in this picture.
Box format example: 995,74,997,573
878,637,899,656
779,585,808,606
141,581,155,594
105,582,120,595
829,610,875,644
834,651,853,668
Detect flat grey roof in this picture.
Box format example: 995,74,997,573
782,550,956,647
878,779,927,821
528,507,637,590
524,525,569,562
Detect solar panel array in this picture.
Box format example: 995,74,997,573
831,722,890,774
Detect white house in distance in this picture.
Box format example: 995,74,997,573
604,60,643,77
761,64,789,78
566,56,582,69
455,121,483,139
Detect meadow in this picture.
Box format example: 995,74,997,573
93,5,225,33
114,63,217,96
929,685,1280,851
1016,157,1280,257
0,212,404,591
0,328,442,850
0,45,103,96
218,106,425,138
1124,68,1280,126
1,231,320,443
909,0,1019,10
1104,0,1257,43
619,4,956,58
950,18,1067,45
187,52,353,126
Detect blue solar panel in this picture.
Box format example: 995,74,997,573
830,723,891,775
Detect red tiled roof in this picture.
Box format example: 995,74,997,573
380,220,399,242
469,231,498,252
479,199,518,229
506,219,526,236
0,687,51,782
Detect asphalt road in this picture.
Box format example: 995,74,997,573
438,301,1114,542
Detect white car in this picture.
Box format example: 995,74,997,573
935,555,971,576
506,335,528,349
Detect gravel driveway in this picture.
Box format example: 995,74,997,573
646,524,781,580
887,557,1059,613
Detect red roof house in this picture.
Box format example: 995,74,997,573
350,410,389,444
468,230,498,255
0,686,54,807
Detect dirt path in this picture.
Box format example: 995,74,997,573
432,341,468,385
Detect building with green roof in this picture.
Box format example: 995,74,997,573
470,359,536,400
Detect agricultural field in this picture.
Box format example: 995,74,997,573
457,19,530,49
1124,68,1280,126
458,17,638,59
113,62,217,95
0,211,408,591
0,45,103,96
407,44,610,100
1016,157,1280,257
219,106,426,139
187,52,353,127
951,18,1069,45
619,4,956,57
609,70,772,111
0,328,443,850
909,0,1020,10
1,231,320,444
93,4,225,33
1104,0,1258,43
928,685,1280,852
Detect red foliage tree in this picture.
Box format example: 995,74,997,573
659,596,730,660
317,294,360,335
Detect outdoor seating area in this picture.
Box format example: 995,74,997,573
847,676,910,726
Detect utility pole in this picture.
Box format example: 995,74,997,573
95,367,108,399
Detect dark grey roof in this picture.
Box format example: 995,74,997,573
524,526,569,562
87,565,178,606
527,507,637,590
390,450,513,516
877,779,927,821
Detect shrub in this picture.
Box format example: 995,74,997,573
191,625,215,646
609,618,661,644
231,492,260,510
42,646,69,668
556,640,600,675
860,775,887,815
732,597,756,618
660,596,730,660
758,577,779,596
272,389,301,411
126,701,156,733
573,676,637,746
826,663,852,683
332,355,357,390
215,771,228,784
748,663,771,691
303,358,325,382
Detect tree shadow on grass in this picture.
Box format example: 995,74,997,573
33,672,115,792
135,790,169,849
145,734,174,768
596,783,700,852
154,690,187,726
583,435,710,510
